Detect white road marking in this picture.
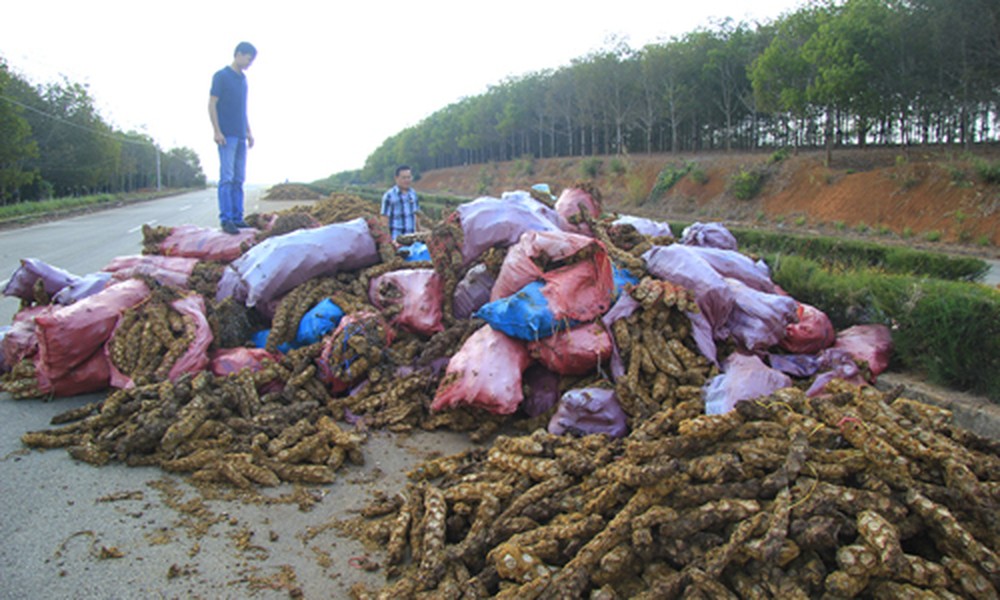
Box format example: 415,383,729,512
177,204,193,212
127,220,156,234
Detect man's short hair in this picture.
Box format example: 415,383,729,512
395,165,411,177
235,42,257,58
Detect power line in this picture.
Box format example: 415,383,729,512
0,93,155,147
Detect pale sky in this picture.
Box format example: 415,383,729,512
2,0,805,185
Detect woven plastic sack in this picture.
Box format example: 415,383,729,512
35,278,150,381
216,217,379,307
454,193,567,265
491,230,614,323
155,224,257,262
102,255,199,288
452,264,496,320
527,321,613,375
548,387,628,438
681,221,738,250
703,352,792,415
431,324,530,415
369,268,444,336
2,258,79,301
780,302,836,355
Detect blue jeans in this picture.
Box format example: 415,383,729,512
217,136,247,224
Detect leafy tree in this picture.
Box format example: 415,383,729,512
0,60,39,203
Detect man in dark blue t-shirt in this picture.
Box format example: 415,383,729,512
209,41,256,234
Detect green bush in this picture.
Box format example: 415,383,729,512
769,147,790,164
651,162,692,197
728,167,765,200
580,157,603,179
609,157,628,175
689,167,708,185
973,158,1000,184
767,255,1000,400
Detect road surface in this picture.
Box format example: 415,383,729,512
0,188,472,599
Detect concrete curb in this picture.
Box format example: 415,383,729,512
877,372,1000,440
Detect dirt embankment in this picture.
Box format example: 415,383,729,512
415,147,1000,258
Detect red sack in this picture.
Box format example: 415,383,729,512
33,347,110,397
527,321,613,375
1,305,50,368
157,224,257,262
210,347,280,377
490,230,615,323
106,294,213,389
316,311,394,393
781,302,836,355
35,278,150,380
833,324,893,377
103,255,199,288
431,324,530,415
368,268,444,336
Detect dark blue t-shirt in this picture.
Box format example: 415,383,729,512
210,66,248,138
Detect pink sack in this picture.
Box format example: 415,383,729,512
210,347,280,377
781,302,836,355
35,278,150,381
491,230,615,323
527,321,613,376
431,324,530,415
554,186,601,235
157,224,257,262
833,324,893,377
368,268,445,336
102,255,199,288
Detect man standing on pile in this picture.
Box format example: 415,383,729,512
381,165,420,240
209,41,256,234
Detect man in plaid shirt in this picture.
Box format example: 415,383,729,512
381,165,420,240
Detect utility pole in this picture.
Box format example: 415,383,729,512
156,146,162,191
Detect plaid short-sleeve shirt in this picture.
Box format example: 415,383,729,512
381,185,419,240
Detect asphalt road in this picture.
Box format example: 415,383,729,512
0,188,473,599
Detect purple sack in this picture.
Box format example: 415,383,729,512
681,221,738,250
452,264,496,320
703,352,792,415
548,387,628,438
3,258,80,301
723,278,798,352
52,272,113,305
217,217,379,307
611,215,673,239
456,193,567,266
521,364,561,418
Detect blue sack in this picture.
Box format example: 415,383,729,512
475,280,576,341
612,264,639,299
252,298,344,352
251,329,292,353
296,298,345,346
400,241,431,262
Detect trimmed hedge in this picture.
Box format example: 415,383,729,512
735,228,989,282
768,254,1000,401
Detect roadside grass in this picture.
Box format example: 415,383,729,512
0,189,190,224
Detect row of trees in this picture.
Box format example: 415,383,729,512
0,58,205,204
360,0,1000,181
